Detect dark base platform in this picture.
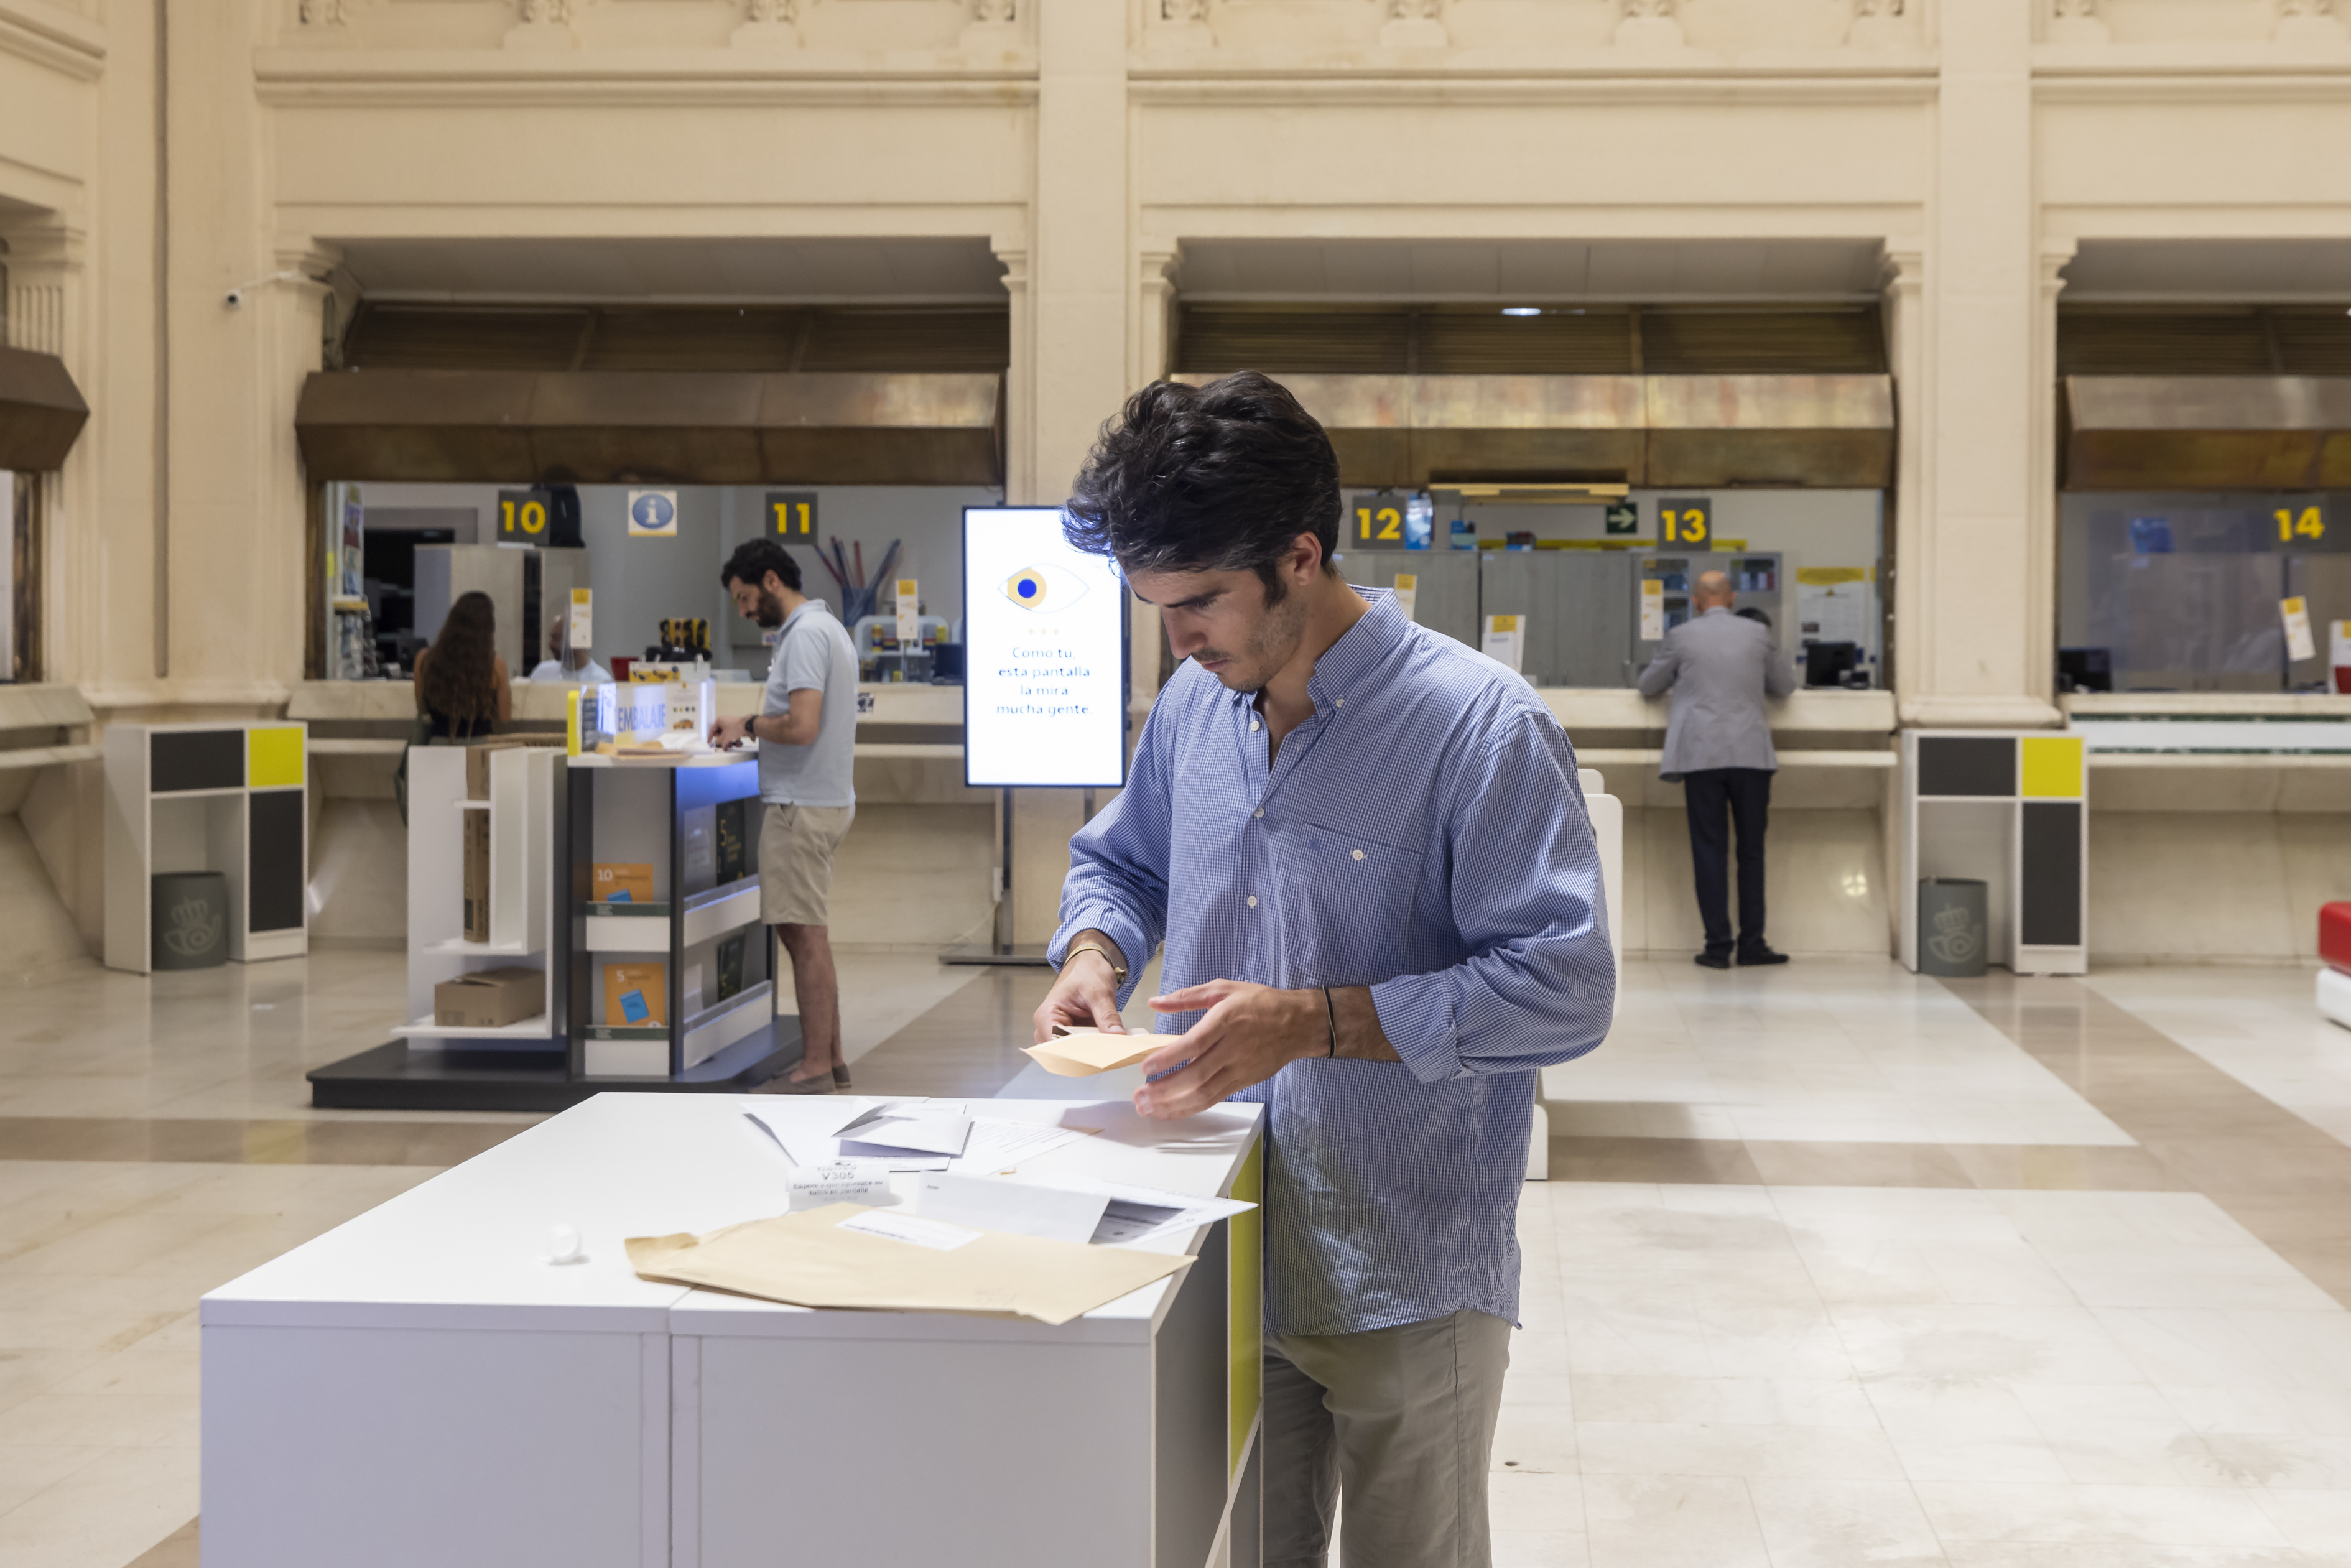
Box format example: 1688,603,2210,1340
940,942,1054,968
308,1021,802,1112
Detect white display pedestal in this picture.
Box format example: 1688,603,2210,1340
201,1093,1266,1568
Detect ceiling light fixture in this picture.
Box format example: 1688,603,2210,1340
1501,307,1541,317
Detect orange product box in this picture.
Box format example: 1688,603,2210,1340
593,863,656,905
603,963,667,1028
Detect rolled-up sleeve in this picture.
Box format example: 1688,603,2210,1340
1048,703,1173,1006
1372,711,1615,1082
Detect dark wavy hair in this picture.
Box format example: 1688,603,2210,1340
720,538,802,593
420,591,502,722
1063,371,1341,603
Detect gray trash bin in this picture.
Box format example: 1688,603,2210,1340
1917,878,1988,978
152,871,231,970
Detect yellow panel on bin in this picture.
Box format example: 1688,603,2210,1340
1228,1136,1263,1478
247,726,304,789
2020,735,2082,798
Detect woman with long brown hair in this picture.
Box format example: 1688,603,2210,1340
414,590,512,738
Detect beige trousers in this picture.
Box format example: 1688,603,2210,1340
1261,1309,1513,1568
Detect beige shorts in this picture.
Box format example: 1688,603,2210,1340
759,803,855,927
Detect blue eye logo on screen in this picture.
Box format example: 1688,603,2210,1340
1003,564,1088,613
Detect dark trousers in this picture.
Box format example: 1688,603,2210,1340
1683,767,1772,956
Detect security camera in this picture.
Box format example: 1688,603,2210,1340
223,269,313,310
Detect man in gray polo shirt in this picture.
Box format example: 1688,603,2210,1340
710,539,860,1092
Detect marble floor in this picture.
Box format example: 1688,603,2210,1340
3,949,2351,1566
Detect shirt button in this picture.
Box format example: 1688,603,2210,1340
1253,808,1264,819
1246,895,1258,908
1335,698,1345,708
1352,849,1365,861
1250,720,1261,732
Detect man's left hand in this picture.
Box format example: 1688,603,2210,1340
1133,980,1323,1121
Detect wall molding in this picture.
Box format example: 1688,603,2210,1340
252,49,1036,108
0,0,105,83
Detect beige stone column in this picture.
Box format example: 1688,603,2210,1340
1008,0,1133,946
1881,246,1926,705
2,223,86,686
994,243,1033,507
1908,1,2059,728
1128,244,1179,717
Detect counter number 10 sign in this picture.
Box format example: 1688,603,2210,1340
1659,497,1712,547
497,488,554,545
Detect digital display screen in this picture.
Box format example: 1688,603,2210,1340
962,507,1128,789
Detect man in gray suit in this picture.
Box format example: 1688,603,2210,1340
1637,570,1796,969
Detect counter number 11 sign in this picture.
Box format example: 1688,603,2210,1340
767,491,818,539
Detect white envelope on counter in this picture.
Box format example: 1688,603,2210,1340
834,1104,973,1161
917,1172,1108,1245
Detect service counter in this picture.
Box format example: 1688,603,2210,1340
202,1091,1267,1568
1537,686,1897,810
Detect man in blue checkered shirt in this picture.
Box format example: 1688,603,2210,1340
1036,371,1615,1568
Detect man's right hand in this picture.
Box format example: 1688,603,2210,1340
1033,932,1128,1042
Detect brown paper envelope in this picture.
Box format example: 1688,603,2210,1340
1023,1028,1159,1077
625,1203,1192,1326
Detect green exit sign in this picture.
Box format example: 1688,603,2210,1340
1605,501,1639,536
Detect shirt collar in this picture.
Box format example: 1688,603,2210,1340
781,597,829,633
1227,585,1407,710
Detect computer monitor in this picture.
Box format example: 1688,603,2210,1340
1804,641,1858,688
2057,647,2112,693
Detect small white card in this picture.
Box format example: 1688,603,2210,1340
916,1172,1108,1245
2283,595,2318,664
789,1163,891,1212
1482,613,1524,674
837,1210,981,1252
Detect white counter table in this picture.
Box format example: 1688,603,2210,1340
201,1093,1267,1568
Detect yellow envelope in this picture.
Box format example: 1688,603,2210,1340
1022,1026,1159,1078
625,1202,1192,1326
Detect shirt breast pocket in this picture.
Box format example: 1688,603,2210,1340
1287,824,1424,988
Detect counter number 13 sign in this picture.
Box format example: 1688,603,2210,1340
1659,497,1712,547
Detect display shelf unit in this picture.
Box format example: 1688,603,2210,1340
568,754,795,1087
387,745,565,1043
312,745,797,1110
104,723,310,973
1898,730,2088,977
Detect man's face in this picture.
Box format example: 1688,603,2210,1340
728,573,788,630
1129,565,1310,693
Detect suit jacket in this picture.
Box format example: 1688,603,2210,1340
1635,606,1794,781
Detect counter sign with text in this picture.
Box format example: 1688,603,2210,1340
963,507,1128,788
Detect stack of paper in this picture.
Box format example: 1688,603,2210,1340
744,1100,1099,1176
916,1171,1257,1248
626,1202,1195,1325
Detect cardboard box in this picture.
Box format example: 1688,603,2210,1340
593,863,656,904
462,810,491,942
434,966,545,1029
603,962,667,1028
